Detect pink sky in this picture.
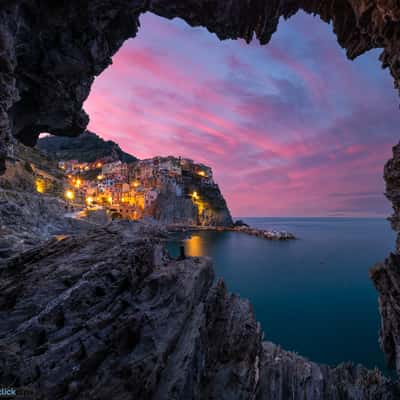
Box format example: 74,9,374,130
84,12,400,217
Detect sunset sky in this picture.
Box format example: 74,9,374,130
84,11,400,218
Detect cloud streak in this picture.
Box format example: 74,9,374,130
84,12,400,217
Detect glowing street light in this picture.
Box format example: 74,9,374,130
192,191,199,200
35,179,45,194
65,190,74,201
86,196,94,205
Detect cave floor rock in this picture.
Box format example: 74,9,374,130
0,221,398,399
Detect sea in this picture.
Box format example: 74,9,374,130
167,217,396,374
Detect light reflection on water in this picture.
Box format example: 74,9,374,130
186,234,204,256
167,218,396,375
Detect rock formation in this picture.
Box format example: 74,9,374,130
149,180,233,227
1,1,400,397
370,142,400,377
1,1,400,173
0,221,398,399
0,189,95,259
0,143,93,258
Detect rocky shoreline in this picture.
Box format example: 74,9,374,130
0,220,397,399
166,224,296,240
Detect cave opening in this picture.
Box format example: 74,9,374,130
2,2,400,395
77,10,400,373
84,11,400,218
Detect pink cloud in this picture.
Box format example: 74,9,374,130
83,12,399,217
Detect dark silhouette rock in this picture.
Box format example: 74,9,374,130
234,220,250,227
370,142,400,377
37,131,137,164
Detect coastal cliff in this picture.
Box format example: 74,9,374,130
148,177,233,227
370,142,400,376
0,145,91,258
0,221,397,399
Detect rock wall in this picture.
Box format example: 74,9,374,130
370,142,400,376
0,221,397,399
148,186,199,225
1,1,400,172
148,180,233,226
0,188,94,259
196,183,234,227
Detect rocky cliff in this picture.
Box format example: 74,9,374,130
0,188,96,260
1,1,400,172
0,221,398,400
194,183,234,227
149,185,198,226
149,180,233,227
370,142,400,377
0,142,102,259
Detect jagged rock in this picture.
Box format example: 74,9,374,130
0,222,259,399
370,142,400,377
234,220,250,228
257,342,398,400
370,256,400,377
149,181,233,227
1,1,400,170
150,186,199,226
0,189,94,259
195,183,233,226
0,221,398,399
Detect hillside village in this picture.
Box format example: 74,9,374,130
37,151,233,226
0,136,293,259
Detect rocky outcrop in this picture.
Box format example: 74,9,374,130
150,188,199,226
370,255,400,377
370,142,400,376
1,1,400,172
0,189,92,259
257,342,398,400
0,221,397,399
149,179,233,227
167,225,296,240
195,183,233,227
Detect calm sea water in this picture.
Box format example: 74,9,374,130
167,217,396,373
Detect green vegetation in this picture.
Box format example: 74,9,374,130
15,143,63,179
37,131,137,163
